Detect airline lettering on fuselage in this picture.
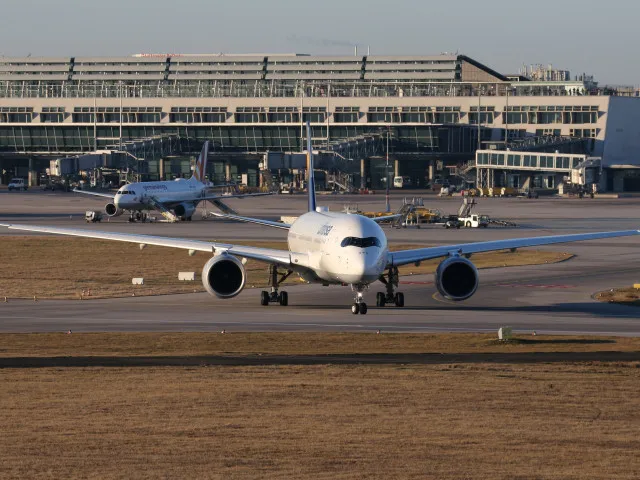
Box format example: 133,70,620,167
317,224,333,236
142,185,169,192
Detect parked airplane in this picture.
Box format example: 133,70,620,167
2,124,639,314
75,141,267,222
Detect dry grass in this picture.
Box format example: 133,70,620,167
1,361,640,478
2,334,640,479
0,236,571,299
596,287,640,307
1,332,639,358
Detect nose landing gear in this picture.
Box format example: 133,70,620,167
376,266,405,307
260,265,293,306
351,285,368,315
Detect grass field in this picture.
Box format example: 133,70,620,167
596,286,640,307
1,333,640,479
0,236,572,299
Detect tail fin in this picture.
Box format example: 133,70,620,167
306,122,316,212
190,141,209,183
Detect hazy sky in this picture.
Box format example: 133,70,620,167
0,0,636,85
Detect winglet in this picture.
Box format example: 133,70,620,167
306,121,316,213
191,141,209,183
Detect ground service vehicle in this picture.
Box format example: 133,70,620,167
85,211,103,223
459,214,489,228
393,176,412,188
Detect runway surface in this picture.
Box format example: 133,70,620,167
1,189,639,335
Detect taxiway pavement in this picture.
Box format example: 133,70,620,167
1,190,639,335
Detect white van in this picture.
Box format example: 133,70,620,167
393,176,412,188
8,178,27,191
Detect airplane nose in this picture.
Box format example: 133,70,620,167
343,252,380,283
352,253,368,275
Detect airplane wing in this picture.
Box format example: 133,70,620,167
388,230,640,267
72,188,115,199
0,223,297,267
209,212,291,230
370,214,402,223
201,192,272,201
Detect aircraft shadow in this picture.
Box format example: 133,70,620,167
290,302,640,319
2,351,639,369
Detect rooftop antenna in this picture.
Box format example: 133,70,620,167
354,45,357,56
367,45,370,55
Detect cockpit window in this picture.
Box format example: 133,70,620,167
340,236,381,248
118,190,135,195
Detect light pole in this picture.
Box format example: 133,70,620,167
385,126,391,213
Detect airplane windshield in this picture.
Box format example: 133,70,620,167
118,190,135,195
340,236,381,248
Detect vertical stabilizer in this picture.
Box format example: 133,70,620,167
306,122,317,212
190,141,209,183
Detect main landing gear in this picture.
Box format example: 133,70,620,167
128,211,149,223
260,265,293,306
376,266,405,308
351,285,368,315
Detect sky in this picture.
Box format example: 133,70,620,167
0,0,637,85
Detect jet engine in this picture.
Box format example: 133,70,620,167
202,254,246,298
105,203,123,217
174,203,196,220
435,256,479,301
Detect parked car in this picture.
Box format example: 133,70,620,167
41,181,67,191
8,178,27,191
430,178,450,192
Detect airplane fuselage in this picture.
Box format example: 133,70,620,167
288,211,388,286
114,179,205,211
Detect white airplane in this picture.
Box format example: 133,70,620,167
75,141,267,221
2,123,639,314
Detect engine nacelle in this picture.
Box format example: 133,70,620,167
105,203,123,217
435,256,479,301
174,203,196,220
202,254,246,298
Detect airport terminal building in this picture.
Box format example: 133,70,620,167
1,53,639,191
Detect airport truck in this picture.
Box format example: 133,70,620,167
459,214,489,228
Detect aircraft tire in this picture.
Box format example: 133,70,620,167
260,291,269,306
351,303,360,315
395,292,405,307
279,291,288,306
376,292,385,307
359,303,368,315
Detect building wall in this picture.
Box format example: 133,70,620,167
601,96,640,166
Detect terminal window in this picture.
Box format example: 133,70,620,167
334,107,360,123
235,107,266,123
302,107,326,123
170,107,227,123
